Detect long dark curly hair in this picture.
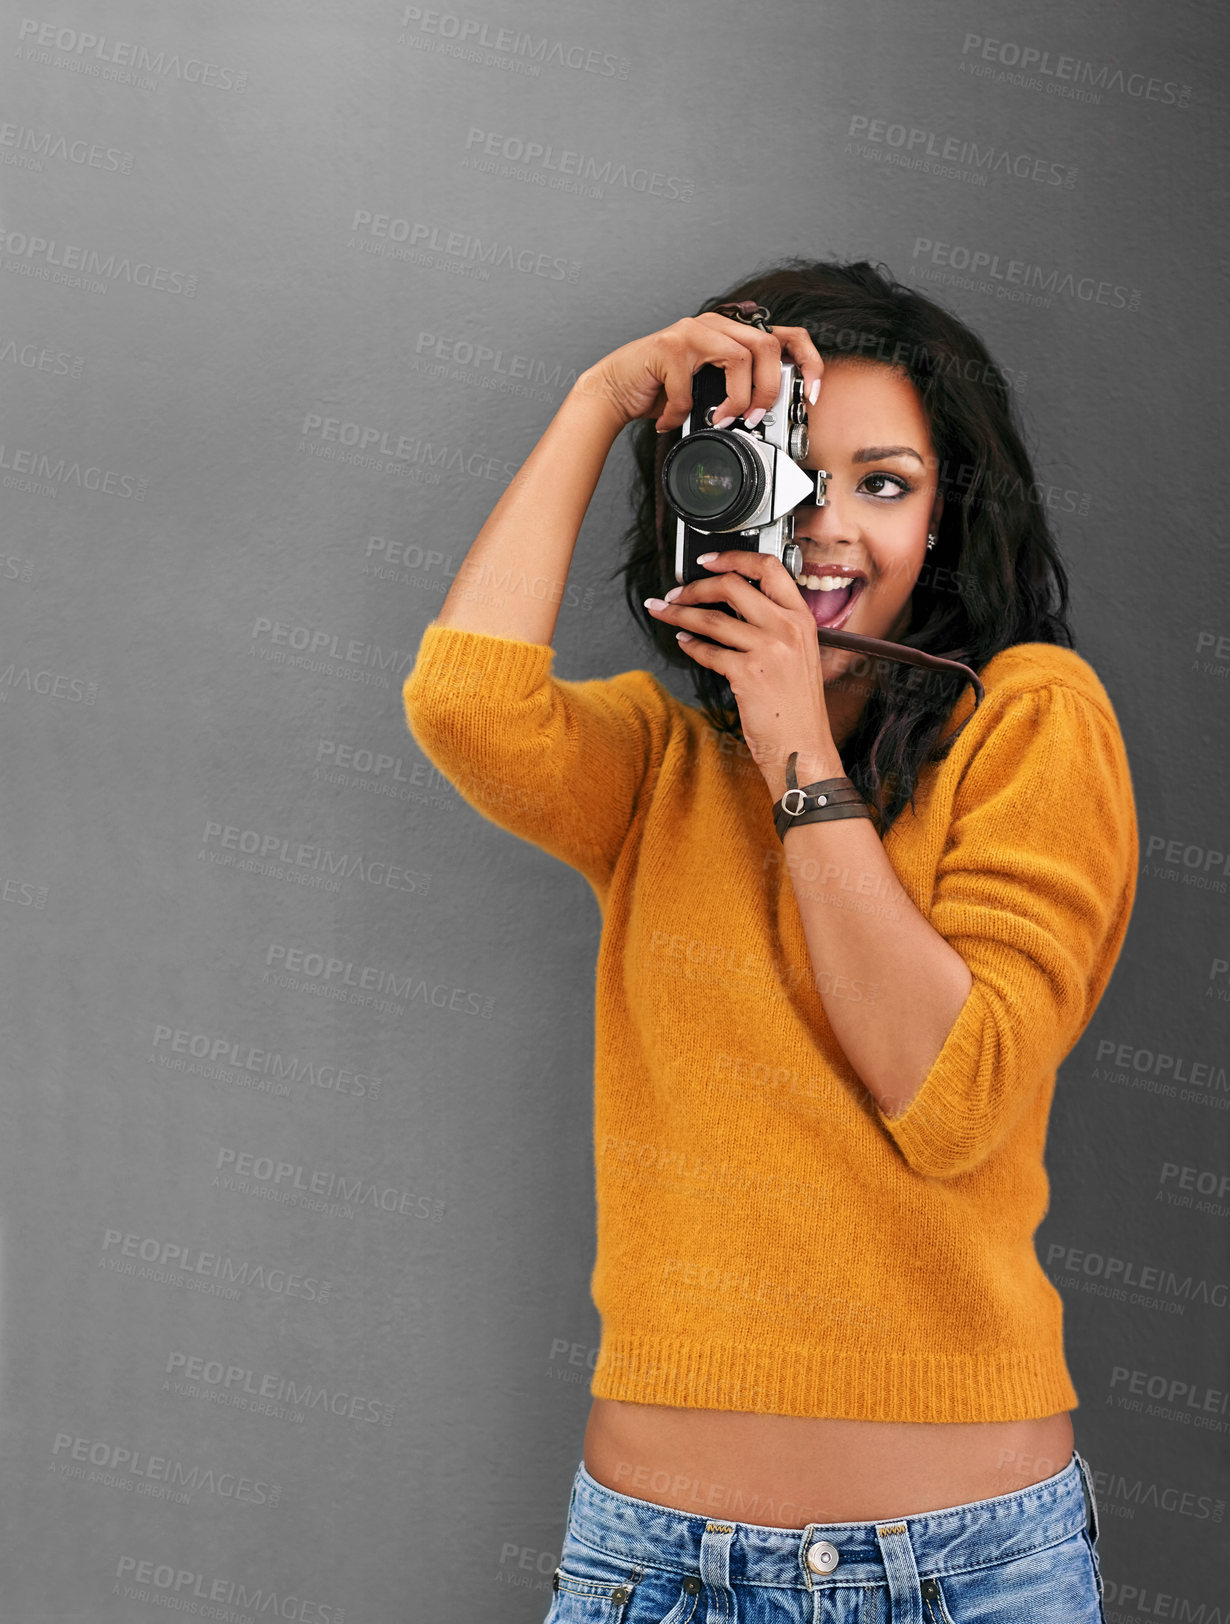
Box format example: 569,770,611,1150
610,257,1074,836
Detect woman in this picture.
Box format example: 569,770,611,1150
402,259,1135,1622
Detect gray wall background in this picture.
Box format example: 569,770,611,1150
3,1,1227,1618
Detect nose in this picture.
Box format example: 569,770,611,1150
794,479,857,546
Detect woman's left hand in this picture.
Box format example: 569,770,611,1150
645,550,842,791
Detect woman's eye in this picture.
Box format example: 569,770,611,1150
860,472,911,499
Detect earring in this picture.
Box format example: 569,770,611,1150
926,532,937,550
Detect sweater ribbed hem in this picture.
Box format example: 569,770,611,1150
590,1333,1079,1423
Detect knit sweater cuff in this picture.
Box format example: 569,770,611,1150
873,982,1000,1178
402,619,668,892
872,681,1137,1182
403,620,556,707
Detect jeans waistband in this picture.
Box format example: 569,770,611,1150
566,1450,1095,1589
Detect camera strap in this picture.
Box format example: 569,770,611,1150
812,625,985,708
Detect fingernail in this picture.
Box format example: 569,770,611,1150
808,379,820,404
663,585,682,602
714,414,736,429
644,597,665,610
743,407,766,428
696,552,717,564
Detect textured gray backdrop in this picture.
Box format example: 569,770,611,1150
3,1,1227,1619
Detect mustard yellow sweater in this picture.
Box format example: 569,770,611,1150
402,621,1138,1424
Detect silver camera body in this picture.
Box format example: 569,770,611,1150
661,359,828,589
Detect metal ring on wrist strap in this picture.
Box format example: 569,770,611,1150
772,751,872,842
711,299,774,333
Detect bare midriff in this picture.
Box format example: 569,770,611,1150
583,1397,1075,1528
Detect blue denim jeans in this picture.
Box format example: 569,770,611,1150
544,1450,1106,1622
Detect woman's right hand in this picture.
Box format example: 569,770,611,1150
573,311,825,436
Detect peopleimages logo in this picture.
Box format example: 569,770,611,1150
0,337,84,378
150,1023,383,1101
959,32,1192,108
0,441,146,500
262,939,496,1020
347,210,580,282
1045,1240,1229,1312
213,1144,445,1224
52,1432,279,1505
1141,832,1230,893
847,114,1076,188
911,237,1140,311
200,816,430,897
113,1556,339,1622
1093,1037,1228,1096
414,329,580,389
463,128,693,199
1087,1468,1225,1523
396,7,630,79
298,413,519,484
165,1350,396,1425
0,223,198,295
1110,1364,1230,1425
0,121,135,173
16,18,250,92
99,1228,333,1304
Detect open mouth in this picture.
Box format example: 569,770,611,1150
797,574,867,630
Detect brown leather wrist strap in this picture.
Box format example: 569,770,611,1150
772,752,874,843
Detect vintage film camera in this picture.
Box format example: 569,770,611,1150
660,343,824,595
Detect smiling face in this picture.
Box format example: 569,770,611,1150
791,359,943,700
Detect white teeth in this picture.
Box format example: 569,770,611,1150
801,574,861,591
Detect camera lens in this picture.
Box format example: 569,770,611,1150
661,430,765,526
667,441,739,518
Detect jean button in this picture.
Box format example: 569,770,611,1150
807,1539,840,1573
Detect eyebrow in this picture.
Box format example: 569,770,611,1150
851,445,924,465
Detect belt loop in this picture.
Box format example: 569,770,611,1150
874,1520,923,1624
565,1461,583,1533
1073,1450,1100,1543
698,1519,736,1610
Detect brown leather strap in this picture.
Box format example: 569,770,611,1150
815,624,984,706
773,752,874,842
775,797,874,841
